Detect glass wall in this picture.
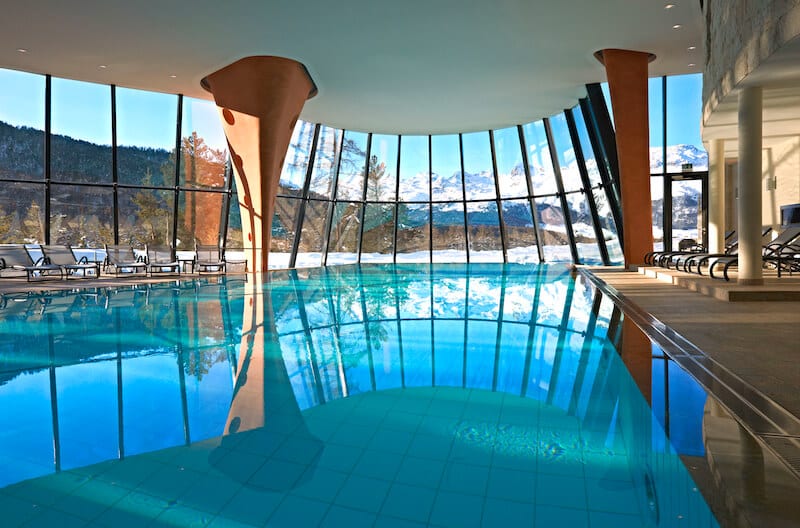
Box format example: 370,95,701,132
0,66,626,267
396,135,430,261
0,70,230,251
116,88,178,246
642,73,709,251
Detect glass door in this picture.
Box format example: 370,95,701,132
667,173,707,251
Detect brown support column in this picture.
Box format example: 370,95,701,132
596,49,655,267
202,56,316,272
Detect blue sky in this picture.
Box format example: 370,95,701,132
0,68,227,151
602,73,704,148
0,67,705,155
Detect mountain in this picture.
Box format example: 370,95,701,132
650,144,708,172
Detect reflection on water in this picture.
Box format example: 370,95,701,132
0,264,722,526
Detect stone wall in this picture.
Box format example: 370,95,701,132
703,0,800,122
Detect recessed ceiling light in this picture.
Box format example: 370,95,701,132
688,46,697,50
665,3,675,8
673,24,682,29
688,63,696,67
169,74,177,78
98,65,107,69
16,48,27,53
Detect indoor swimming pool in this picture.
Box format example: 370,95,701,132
0,263,720,527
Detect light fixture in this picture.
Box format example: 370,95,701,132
673,24,682,29
98,65,107,69
169,74,177,78
16,48,27,53
688,45,697,50
688,63,696,67
665,3,675,8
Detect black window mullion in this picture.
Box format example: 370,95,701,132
171,95,183,250
111,85,119,245
488,130,508,263
662,76,671,252
428,135,433,261
392,135,402,264
458,133,470,263
357,132,372,263
565,107,610,265
517,125,546,262
322,130,345,266
290,123,321,268
585,84,621,201
701,172,709,250
544,117,580,263
44,75,51,244
220,159,233,249
579,97,623,247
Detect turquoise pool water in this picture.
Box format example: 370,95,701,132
0,263,718,527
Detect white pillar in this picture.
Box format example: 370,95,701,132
737,86,763,285
707,139,726,253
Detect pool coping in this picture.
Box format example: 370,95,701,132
578,267,800,483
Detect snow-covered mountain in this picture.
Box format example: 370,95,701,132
650,144,708,172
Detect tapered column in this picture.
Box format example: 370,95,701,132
596,49,655,267
707,139,726,253
202,56,316,272
737,86,763,285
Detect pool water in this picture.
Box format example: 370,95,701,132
0,263,718,527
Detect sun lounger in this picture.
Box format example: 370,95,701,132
104,244,147,277
0,244,63,281
146,245,180,276
195,244,226,274
41,245,100,279
705,226,800,280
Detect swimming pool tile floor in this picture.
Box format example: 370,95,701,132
0,386,671,527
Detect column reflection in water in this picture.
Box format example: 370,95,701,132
209,273,324,491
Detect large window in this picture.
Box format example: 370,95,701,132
179,98,229,249
0,66,626,267
397,135,430,261
0,69,45,182
116,88,178,246
362,134,398,262
647,73,709,252
51,78,112,185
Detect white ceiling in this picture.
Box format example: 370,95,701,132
0,1,704,134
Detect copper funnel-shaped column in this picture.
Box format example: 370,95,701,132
595,49,655,267
202,56,317,272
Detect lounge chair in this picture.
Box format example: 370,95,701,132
657,227,772,271
195,244,226,274
706,226,800,281
0,244,63,281
222,247,248,273
146,245,180,276
41,245,100,279
105,244,147,277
